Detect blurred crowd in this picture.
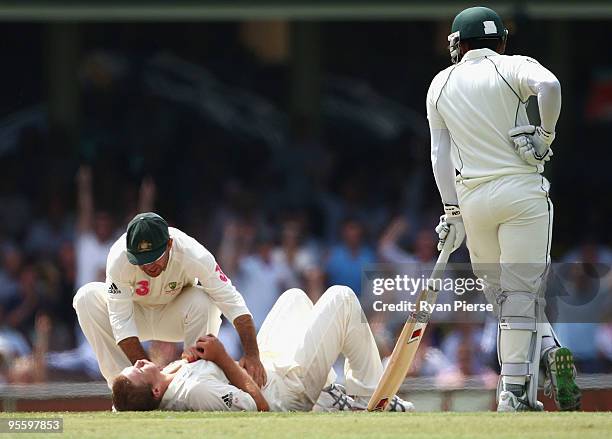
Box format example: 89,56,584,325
1,38,611,387
1,158,611,387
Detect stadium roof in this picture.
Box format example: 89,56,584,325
0,1,611,21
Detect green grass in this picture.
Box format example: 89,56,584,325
1,411,611,439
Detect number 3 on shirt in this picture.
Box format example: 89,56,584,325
135,280,150,296
215,264,228,282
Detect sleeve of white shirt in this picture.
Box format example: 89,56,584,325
106,252,139,344
513,57,562,133
426,73,448,130
187,380,257,411
426,74,459,206
185,242,251,324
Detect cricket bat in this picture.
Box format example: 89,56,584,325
367,227,456,411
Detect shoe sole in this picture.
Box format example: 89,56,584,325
552,347,581,411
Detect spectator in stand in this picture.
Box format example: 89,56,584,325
552,250,612,373
301,267,327,304
377,216,439,265
325,217,375,296
378,216,416,264
595,319,612,372
35,260,75,351
7,313,51,383
7,311,103,383
215,221,296,358
0,344,7,384
75,165,157,289
271,215,318,282
561,236,612,265
401,325,450,378
234,227,297,328
75,165,118,289
0,303,31,364
0,165,31,242
24,194,73,259
376,217,457,322
5,262,40,337
436,322,498,388
217,218,257,279
57,241,77,322
0,244,22,307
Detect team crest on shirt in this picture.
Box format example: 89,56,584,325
164,281,183,295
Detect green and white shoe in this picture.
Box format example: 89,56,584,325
543,347,581,411
497,390,544,412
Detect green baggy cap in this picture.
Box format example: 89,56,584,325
125,212,169,265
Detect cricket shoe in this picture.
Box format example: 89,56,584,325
314,383,356,412
352,395,415,412
543,347,581,411
384,395,415,412
497,390,544,412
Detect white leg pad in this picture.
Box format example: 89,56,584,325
497,291,543,408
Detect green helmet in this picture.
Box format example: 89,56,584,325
448,6,508,64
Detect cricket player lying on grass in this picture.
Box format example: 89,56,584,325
111,286,414,412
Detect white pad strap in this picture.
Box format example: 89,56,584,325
501,362,536,376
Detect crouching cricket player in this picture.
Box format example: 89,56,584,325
111,286,414,412
74,212,266,388
427,6,581,411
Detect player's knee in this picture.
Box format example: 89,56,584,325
73,282,106,312
498,291,538,330
280,288,310,304
324,285,358,302
189,292,214,313
184,289,220,321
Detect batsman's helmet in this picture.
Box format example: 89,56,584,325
448,6,508,64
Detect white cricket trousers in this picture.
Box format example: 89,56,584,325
457,172,553,296
257,285,383,409
458,173,555,386
73,282,222,386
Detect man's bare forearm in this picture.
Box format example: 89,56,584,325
216,352,269,411
118,337,149,364
233,314,259,357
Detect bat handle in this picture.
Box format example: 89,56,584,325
431,225,456,280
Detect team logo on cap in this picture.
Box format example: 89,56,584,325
138,241,152,252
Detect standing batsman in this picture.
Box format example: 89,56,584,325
427,7,580,411
73,212,266,388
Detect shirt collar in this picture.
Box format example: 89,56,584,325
461,48,499,62
160,364,189,409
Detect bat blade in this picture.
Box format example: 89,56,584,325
366,293,429,411
366,227,455,412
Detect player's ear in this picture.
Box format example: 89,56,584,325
458,40,469,59
151,385,162,400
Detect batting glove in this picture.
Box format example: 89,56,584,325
508,125,555,166
435,204,466,253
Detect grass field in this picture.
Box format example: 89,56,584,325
1,411,611,439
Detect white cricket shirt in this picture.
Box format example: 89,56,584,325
427,48,558,187
160,360,258,411
159,359,306,412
